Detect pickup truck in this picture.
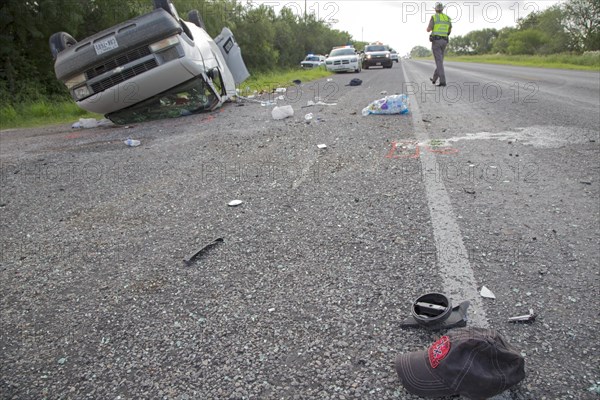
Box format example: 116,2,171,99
49,0,249,124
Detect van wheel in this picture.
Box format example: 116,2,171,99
49,32,77,60
153,0,179,19
187,10,206,30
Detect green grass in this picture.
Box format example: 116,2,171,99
239,67,332,96
444,53,600,71
0,101,102,130
1,68,333,130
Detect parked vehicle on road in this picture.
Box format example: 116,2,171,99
325,46,361,73
390,50,399,63
300,54,326,69
362,43,392,69
49,0,249,124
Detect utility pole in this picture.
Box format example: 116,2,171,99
304,0,307,20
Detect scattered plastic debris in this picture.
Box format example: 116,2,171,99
317,144,327,149
307,100,315,106
480,286,496,299
400,293,470,331
380,90,388,95
362,94,409,115
304,113,314,121
315,101,337,106
293,79,302,85
124,138,141,147
277,95,285,100
261,101,276,107
274,87,286,93
272,105,294,120
508,309,536,323
184,238,224,266
228,200,243,207
57,357,67,365
326,78,333,82
71,117,112,129
347,78,362,86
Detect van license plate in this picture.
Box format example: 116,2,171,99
376,62,381,66
94,36,119,55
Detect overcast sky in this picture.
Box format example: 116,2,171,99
254,0,562,55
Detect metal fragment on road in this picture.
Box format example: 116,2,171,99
480,286,496,299
508,309,536,323
228,200,243,207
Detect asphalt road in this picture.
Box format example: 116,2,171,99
1,60,598,399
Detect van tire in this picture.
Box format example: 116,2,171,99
49,32,77,60
153,0,179,20
188,10,206,30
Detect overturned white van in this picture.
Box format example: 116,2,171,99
50,0,249,124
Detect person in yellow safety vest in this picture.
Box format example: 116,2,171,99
427,2,452,87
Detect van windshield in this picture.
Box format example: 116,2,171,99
107,77,219,124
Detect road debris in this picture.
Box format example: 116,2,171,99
347,78,362,86
362,94,409,115
184,238,224,266
274,87,286,93
71,118,112,129
400,293,469,330
228,200,243,207
124,138,141,147
293,79,302,85
272,105,294,120
508,308,536,323
304,113,314,121
317,144,327,149
480,285,496,299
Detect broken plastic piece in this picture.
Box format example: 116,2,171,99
274,87,286,93
124,138,141,147
317,144,327,149
304,113,313,121
228,200,243,207
480,285,496,299
401,293,470,331
508,309,536,323
184,238,224,266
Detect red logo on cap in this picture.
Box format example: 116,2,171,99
428,336,451,368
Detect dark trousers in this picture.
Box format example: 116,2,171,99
432,38,448,84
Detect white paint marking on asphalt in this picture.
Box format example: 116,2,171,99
402,64,489,328
402,63,510,400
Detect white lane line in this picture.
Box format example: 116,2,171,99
401,62,489,328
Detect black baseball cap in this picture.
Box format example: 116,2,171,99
395,327,525,398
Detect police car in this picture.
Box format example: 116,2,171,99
324,46,361,73
362,42,393,69
300,54,326,69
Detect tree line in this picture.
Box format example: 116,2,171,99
0,0,358,105
411,0,599,58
